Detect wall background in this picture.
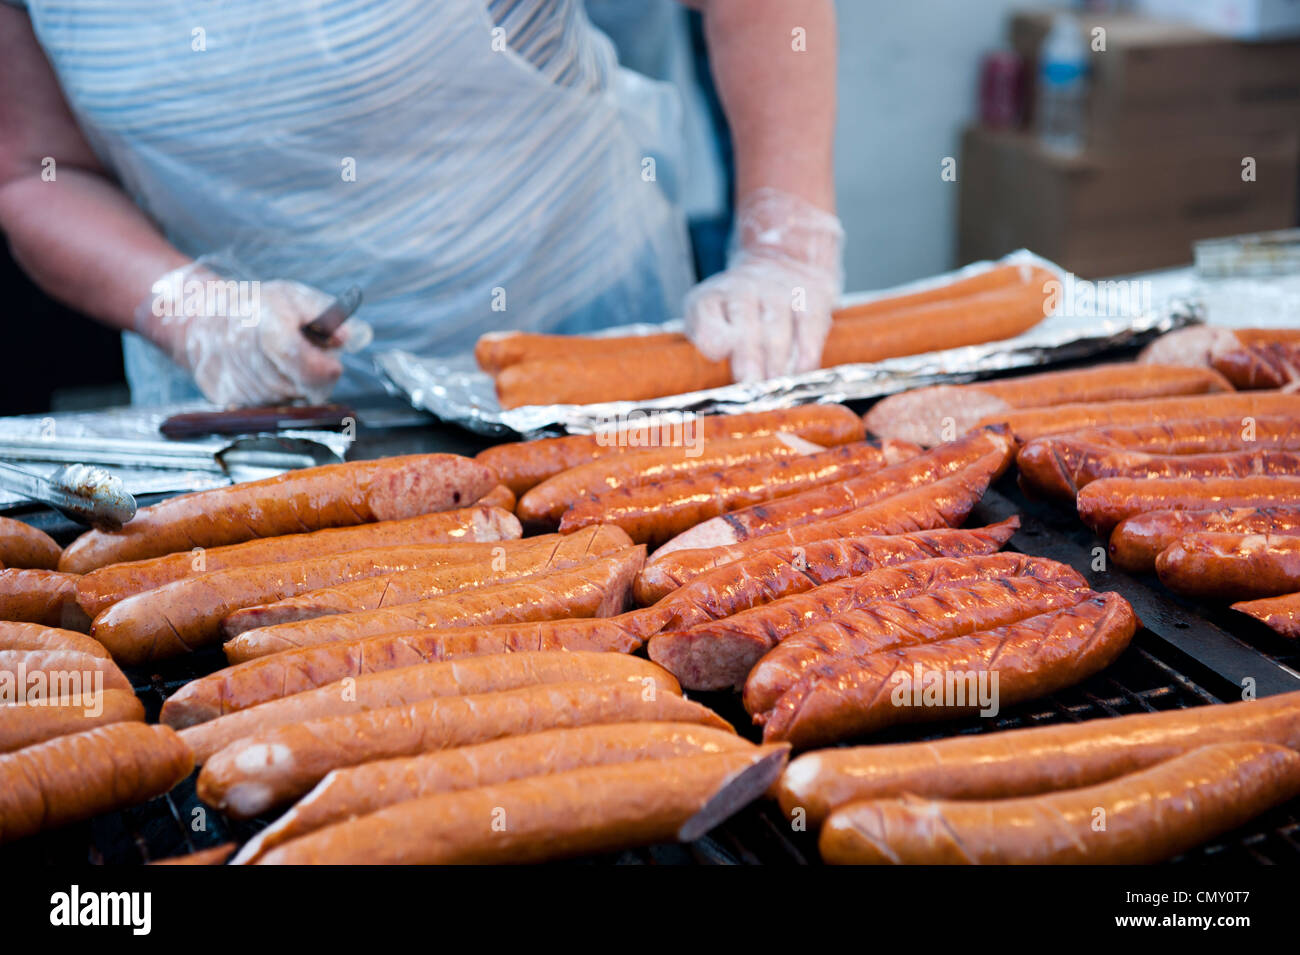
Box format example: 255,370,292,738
833,0,1065,293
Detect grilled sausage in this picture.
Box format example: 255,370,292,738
1077,475,1300,537
646,553,1087,692
179,651,680,759
234,722,752,863
760,593,1137,748
1233,592,1300,638
979,393,1300,444
518,434,820,525
475,329,687,375
0,517,61,570
645,520,1019,642
161,615,655,727
255,746,789,865
0,621,109,658
476,404,865,495
197,680,734,817
218,525,631,636
865,364,1232,447
475,485,516,510
1108,507,1300,574
744,575,1092,714
634,464,1003,604
653,429,1014,559
1211,333,1300,389
0,723,192,844
1156,532,1300,600
1,649,131,700
92,529,630,665
819,741,1300,864
73,504,521,618
59,454,499,573
0,689,144,754
222,547,646,663
0,570,86,630
1019,439,1300,501
1060,414,1300,455
778,690,1300,825
558,440,920,546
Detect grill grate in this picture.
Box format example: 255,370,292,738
5,474,1300,865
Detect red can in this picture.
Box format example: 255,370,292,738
979,51,1026,129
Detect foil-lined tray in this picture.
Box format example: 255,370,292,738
0,403,353,510
376,250,1203,438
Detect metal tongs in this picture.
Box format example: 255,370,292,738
0,460,136,530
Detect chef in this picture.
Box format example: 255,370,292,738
0,0,841,406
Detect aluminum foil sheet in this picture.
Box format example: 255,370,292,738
0,402,353,510
375,250,1204,437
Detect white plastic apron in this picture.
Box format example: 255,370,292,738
25,0,694,402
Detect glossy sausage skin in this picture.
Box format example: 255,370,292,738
865,364,1231,447
475,329,686,375
518,434,819,525
1063,414,1300,455
1234,592,1300,639
161,615,654,727
255,747,789,865
646,553,1086,693
1213,340,1300,389
1156,532,1300,600
59,454,499,573
179,651,680,760
73,504,521,618
222,547,645,663
0,723,192,844
820,269,1055,367
558,440,919,546
1019,442,1300,502
0,689,144,754
819,742,1300,864
761,594,1137,748
197,680,734,818
0,648,131,700
219,525,631,635
1109,507,1300,574
1077,475,1300,537
645,520,1019,637
635,464,1002,603
831,262,1031,321
234,722,751,863
476,404,866,496
495,341,733,408
0,517,62,569
92,530,625,665
0,620,109,658
0,570,87,630
980,393,1300,444
744,575,1090,714
653,429,1014,559
778,690,1300,825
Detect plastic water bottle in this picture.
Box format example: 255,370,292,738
1036,15,1089,155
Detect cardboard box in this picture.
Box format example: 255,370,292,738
1136,0,1300,41
958,126,1298,276
1012,10,1300,149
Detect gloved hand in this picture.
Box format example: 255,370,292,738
685,188,844,383
136,262,348,407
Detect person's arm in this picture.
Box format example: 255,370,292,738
0,8,345,406
0,7,190,330
689,0,836,212
677,0,844,382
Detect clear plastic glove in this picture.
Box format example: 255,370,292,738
136,262,349,407
685,188,844,383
